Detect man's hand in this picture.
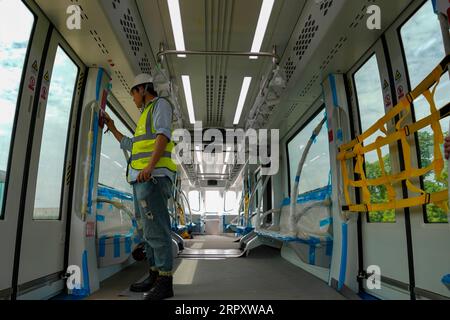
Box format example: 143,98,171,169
137,166,154,183
445,136,450,160
104,112,116,131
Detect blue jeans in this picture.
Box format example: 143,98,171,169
132,176,173,275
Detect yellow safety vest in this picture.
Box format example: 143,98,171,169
130,98,177,173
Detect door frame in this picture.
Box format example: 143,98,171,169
8,0,87,300
346,38,413,300
0,0,49,300
384,0,450,299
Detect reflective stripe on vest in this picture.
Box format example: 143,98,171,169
130,98,177,172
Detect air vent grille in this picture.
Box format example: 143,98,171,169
90,30,109,55
139,53,151,74
206,75,214,124
299,74,319,97
284,58,296,83
320,36,347,71
120,9,143,56
115,70,130,93
320,0,334,16
293,15,318,62
216,75,227,124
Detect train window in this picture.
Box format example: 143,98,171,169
98,106,133,193
33,47,79,220
353,54,395,223
400,0,449,223
188,190,200,212
0,1,35,218
287,108,330,197
224,191,237,213
204,190,222,213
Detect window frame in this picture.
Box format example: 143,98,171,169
0,2,38,220
189,190,201,212
350,51,398,224
397,0,449,224
33,44,80,221
97,102,135,194
286,104,328,196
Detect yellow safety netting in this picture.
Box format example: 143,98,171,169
338,55,450,213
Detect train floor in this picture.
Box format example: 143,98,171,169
86,235,347,300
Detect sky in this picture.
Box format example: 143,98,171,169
98,107,134,194
288,109,330,196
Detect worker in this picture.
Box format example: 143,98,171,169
103,73,177,301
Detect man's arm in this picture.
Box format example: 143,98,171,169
104,112,124,143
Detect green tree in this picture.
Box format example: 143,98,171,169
364,130,448,223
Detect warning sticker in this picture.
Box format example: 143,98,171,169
44,71,50,82
31,60,38,73
383,79,389,90
397,85,405,99
28,76,36,92
384,94,392,108
40,86,48,101
395,70,402,82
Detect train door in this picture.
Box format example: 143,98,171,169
14,23,85,297
0,0,41,299
347,40,412,299
384,0,450,299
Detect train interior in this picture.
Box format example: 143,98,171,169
0,0,449,300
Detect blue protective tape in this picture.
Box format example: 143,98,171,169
96,215,105,222
295,176,300,183
87,112,99,215
281,185,332,207
320,217,333,228
132,220,138,228
96,68,103,101
431,0,437,13
325,236,333,257
96,202,103,210
296,185,332,204
442,274,450,287
309,245,316,265
114,235,121,258
337,128,343,142
72,250,91,297
338,222,348,291
329,74,339,107
99,236,107,257
124,236,132,254
98,185,133,201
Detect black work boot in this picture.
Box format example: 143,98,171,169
143,276,174,300
130,270,159,292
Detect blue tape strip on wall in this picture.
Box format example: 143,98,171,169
99,236,107,257
320,217,333,228
309,245,316,265
282,185,332,207
96,215,105,222
72,250,91,297
87,112,99,215
114,235,121,258
124,236,132,254
98,185,133,201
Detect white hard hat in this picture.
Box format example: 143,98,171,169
131,73,153,92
